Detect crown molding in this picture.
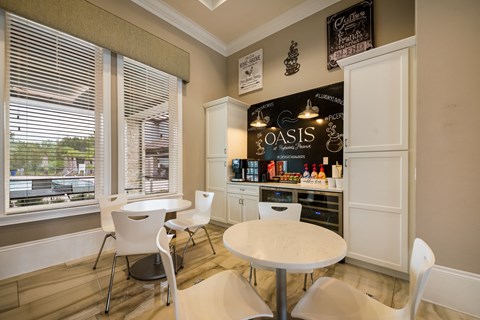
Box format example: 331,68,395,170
132,0,340,57
226,0,340,56
132,0,228,55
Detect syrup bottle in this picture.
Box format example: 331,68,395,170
318,164,326,179
303,163,310,178
310,163,318,179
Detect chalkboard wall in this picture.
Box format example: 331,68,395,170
247,82,344,177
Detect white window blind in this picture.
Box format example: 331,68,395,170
5,13,105,211
118,56,179,196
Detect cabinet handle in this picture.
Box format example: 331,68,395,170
224,148,227,154
344,159,348,167
224,161,226,167
240,188,245,191
344,138,348,147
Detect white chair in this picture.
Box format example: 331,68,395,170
156,227,273,320
249,202,314,291
92,193,128,269
105,208,169,314
291,238,436,320
164,191,215,267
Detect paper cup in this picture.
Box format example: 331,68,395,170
335,178,343,189
327,178,336,188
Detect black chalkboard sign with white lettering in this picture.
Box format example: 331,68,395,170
247,82,344,177
327,0,374,70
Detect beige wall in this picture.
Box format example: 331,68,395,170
225,0,415,103
416,0,480,274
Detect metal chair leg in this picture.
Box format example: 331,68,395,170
93,233,114,269
167,284,171,305
303,273,314,291
202,226,216,255
180,229,197,268
254,268,257,286
184,228,197,246
249,264,253,284
125,256,130,279
105,254,118,313
180,226,215,268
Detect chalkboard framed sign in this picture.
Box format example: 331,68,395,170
327,0,374,70
247,82,344,177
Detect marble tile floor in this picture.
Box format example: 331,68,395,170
0,224,477,320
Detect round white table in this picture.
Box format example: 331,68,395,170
121,198,191,281
223,219,347,320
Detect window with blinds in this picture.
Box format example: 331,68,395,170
118,56,179,196
5,13,105,211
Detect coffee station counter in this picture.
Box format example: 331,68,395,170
227,181,343,193
226,181,344,236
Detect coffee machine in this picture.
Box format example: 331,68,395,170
231,159,248,181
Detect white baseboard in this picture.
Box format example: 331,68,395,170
0,228,115,280
346,257,479,317
423,265,480,318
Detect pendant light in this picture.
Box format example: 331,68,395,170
250,110,269,127
297,99,319,119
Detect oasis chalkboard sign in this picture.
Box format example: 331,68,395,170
247,82,344,177
327,0,374,70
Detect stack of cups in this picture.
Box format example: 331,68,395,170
331,165,343,189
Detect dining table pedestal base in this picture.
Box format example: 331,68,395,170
130,253,183,281
276,268,288,320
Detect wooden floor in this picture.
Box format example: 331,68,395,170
0,224,477,319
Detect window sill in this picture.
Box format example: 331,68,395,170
0,204,99,227
0,192,185,226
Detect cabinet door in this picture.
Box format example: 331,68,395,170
344,49,409,152
207,158,227,223
226,193,243,224
344,151,408,272
242,195,259,221
205,105,227,158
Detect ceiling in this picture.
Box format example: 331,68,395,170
132,0,340,56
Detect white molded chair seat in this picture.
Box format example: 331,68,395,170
105,209,171,314
156,227,273,320
92,193,128,269
291,238,435,320
250,202,314,291
164,191,215,267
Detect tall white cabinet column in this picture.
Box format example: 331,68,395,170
203,97,249,224
338,37,416,273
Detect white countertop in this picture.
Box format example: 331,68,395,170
227,181,343,193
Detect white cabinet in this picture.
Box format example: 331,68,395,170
343,49,409,153
206,158,227,223
338,37,415,273
343,151,408,271
204,97,249,224
227,184,260,224
205,105,227,158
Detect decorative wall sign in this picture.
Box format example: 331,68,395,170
327,0,374,70
284,40,300,76
239,48,263,95
247,82,344,177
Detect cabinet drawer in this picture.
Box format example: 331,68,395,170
227,184,259,196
